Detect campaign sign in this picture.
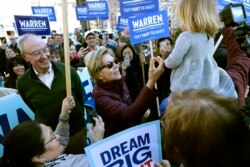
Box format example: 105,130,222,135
128,10,170,44
85,120,162,167
0,93,34,156
14,15,51,36
217,0,250,23
120,0,159,17
32,6,56,21
75,5,90,21
87,1,109,20
118,16,129,31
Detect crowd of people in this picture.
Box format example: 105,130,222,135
0,0,250,166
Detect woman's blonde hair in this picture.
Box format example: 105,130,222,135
84,48,114,81
176,0,219,37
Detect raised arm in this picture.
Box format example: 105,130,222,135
54,96,75,149
221,27,250,106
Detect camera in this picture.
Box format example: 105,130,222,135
220,3,250,55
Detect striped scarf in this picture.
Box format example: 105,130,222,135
43,154,68,167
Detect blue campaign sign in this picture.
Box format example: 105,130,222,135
0,93,34,156
14,15,51,36
120,0,159,17
217,0,250,23
118,16,129,31
75,5,89,21
32,6,56,21
128,10,170,44
86,1,109,20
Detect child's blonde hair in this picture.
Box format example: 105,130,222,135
176,0,219,37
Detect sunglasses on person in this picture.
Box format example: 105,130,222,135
100,58,119,70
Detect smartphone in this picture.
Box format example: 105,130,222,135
85,106,98,125
124,55,130,66
89,112,98,126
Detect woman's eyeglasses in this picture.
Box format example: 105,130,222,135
44,131,57,145
100,59,119,70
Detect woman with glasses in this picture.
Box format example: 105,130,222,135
84,48,164,137
1,96,105,167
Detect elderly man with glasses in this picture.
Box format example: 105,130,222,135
16,33,87,154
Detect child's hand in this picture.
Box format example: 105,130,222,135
61,96,75,117
89,116,105,143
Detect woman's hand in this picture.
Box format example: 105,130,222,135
89,116,105,143
60,96,75,119
146,56,165,89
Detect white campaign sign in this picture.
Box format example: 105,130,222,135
85,120,162,167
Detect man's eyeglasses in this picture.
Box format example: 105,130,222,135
22,47,50,57
44,132,57,145
100,58,119,70
160,41,171,49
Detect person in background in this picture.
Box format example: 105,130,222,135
54,34,64,49
120,44,145,101
103,31,118,48
121,44,158,122
117,35,130,49
74,28,84,45
5,47,29,74
158,89,250,167
82,31,97,53
8,35,20,56
157,37,174,60
0,96,105,167
84,48,164,137
69,44,84,69
99,33,117,56
156,37,174,114
50,48,63,63
5,47,16,59
47,37,56,49
77,31,105,66
16,33,86,154
0,38,7,77
116,35,131,61
4,56,26,89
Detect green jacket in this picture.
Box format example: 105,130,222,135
17,62,85,135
